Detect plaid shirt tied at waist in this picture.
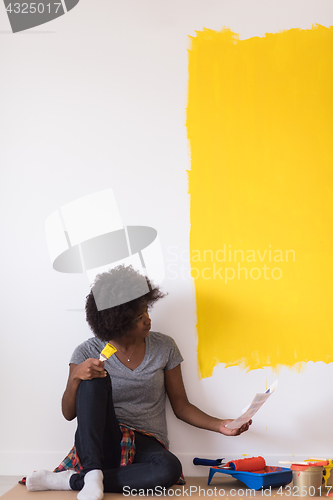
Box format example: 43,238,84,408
53,423,185,485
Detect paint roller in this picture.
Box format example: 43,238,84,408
225,456,266,472
194,456,266,472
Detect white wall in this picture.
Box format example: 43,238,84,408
1,0,333,477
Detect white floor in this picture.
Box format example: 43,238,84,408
0,476,22,497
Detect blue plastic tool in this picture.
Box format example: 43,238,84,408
208,466,292,490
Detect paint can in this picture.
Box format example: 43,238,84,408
292,466,323,497
306,458,333,488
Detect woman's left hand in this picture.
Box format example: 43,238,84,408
218,419,252,436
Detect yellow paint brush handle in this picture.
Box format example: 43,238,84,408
99,343,117,361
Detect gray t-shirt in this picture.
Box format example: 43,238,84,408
70,331,183,448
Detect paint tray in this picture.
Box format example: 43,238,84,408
208,466,292,490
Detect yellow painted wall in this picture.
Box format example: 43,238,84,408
187,25,333,378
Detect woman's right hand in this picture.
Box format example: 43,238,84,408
73,358,107,381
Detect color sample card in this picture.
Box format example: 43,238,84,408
226,380,278,429
187,25,333,378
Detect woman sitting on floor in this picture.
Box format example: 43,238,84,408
26,265,251,500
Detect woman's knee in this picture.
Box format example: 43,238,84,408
76,376,112,411
78,374,111,396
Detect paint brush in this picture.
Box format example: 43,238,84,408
279,461,328,466
99,343,117,361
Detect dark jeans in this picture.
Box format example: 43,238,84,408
69,373,182,493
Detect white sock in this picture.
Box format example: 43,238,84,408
26,469,74,491
77,469,104,500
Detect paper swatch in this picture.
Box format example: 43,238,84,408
226,381,278,429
